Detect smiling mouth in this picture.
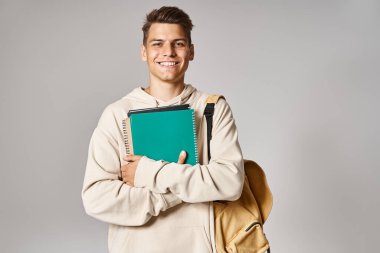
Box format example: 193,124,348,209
157,61,180,66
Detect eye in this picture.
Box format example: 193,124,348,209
174,41,186,48
152,42,162,47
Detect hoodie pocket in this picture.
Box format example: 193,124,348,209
112,226,212,253
108,224,131,253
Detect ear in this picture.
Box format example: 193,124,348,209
140,44,147,61
189,44,194,61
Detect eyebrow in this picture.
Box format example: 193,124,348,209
148,38,187,43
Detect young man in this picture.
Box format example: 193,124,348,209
82,6,244,253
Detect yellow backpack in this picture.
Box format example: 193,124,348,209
204,95,273,253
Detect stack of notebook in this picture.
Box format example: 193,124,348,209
122,104,198,165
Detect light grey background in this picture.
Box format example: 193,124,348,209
1,0,379,252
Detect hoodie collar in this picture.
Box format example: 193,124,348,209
124,84,196,108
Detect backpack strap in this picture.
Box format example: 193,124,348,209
204,95,224,161
204,95,273,224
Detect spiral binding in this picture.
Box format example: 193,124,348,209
122,119,130,155
191,110,199,164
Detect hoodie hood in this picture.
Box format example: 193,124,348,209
123,84,197,108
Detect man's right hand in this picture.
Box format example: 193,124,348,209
122,151,187,186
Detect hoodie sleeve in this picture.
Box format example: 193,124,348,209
134,99,245,203
82,105,182,226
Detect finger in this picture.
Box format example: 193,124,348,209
177,150,187,164
123,154,141,162
123,154,134,161
122,174,128,183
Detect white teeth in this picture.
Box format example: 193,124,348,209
159,62,177,66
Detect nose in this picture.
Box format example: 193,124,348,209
162,42,176,57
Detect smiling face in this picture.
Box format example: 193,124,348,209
141,23,194,86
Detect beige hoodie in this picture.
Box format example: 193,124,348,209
82,84,244,253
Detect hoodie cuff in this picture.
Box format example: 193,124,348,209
135,156,167,191
161,192,182,210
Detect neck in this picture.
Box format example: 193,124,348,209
145,82,185,102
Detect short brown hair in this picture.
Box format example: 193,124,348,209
142,6,194,45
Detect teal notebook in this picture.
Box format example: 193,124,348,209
122,104,198,165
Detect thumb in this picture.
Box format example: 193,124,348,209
177,150,187,164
